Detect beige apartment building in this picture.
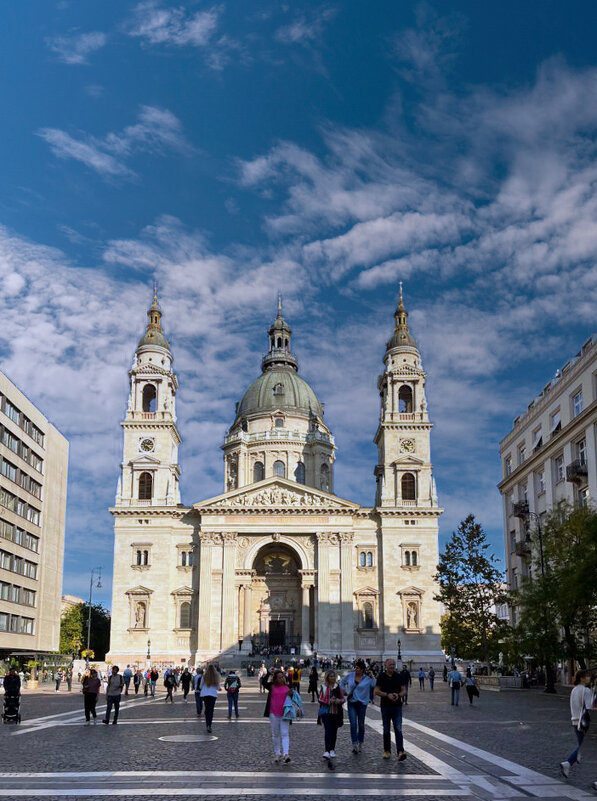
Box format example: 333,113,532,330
0,371,68,658
498,335,597,622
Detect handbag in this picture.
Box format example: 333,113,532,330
578,707,591,733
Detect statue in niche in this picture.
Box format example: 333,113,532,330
406,602,418,630
134,601,147,628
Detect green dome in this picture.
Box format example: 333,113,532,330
138,328,169,349
237,367,323,419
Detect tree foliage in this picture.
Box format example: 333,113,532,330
59,603,111,660
59,604,83,656
434,514,507,663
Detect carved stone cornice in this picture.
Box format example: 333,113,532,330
200,532,222,544
316,532,339,545
338,532,354,544
222,532,238,544
299,569,316,588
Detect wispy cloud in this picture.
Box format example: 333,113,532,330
46,31,107,65
127,1,219,47
275,7,336,45
37,105,191,178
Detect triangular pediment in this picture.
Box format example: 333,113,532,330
397,585,424,596
391,455,424,467
194,476,360,512
354,585,379,596
125,585,154,595
171,585,194,596
129,454,161,466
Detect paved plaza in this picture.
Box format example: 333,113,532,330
0,677,595,800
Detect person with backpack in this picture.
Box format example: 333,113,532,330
102,666,124,725
447,666,463,706
318,669,345,765
123,665,133,695
428,667,435,691
180,668,192,702
224,669,241,719
164,671,176,703
340,659,376,754
418,667,426,691
560,670,596,778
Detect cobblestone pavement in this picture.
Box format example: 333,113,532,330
0,678,593,800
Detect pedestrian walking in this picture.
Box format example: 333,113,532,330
447,666,463,706
164,672,175,703
55,670,63,693
150,667,158,697
443,664,448,682
264,669,292,764
224,669,241,720
318,669,345,766
428,667,435,691
398,664,410,705
102,666,124,725
123,665,133,695
465,668,479,705
340,659,375,753
418,667,426,691
180,668,192,702
258,663,268,694
193,667,204,716
133,670,142,695
375,658,407,761
200,664,221,733
82,669,101,724
308,666,319,702
560,670,595,778
291,666,302,694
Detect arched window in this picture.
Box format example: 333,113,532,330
362,602,374,629
273,460,286,478
411,551,418,566
142,384,157,412
295,462,305,484
136,550,142,566
404,551,411,566
181,552,187,567
366,551,373,567
401,472,416,500
274,417,284,428
188,551,193,567
139,472,153,500
277,337,282,348
273,383,284,395
253,461,265,482
398,385,413,413
142,550,149,565
359,552,366,567
179,601,191,628
320,463,330,492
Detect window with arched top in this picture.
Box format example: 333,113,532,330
277,337,282,348
188,551,193,567
253,461,265,482
398,385,413,413
142,384,157,412
411,550,418,566
181,552,187,567
362,602,374,629
404,551,411,566
295,462,305,484
273,460,286,478
136,550,142,566
139,472,153,500
142,550,149,566
179,601,191,629
359,552,366,567
320,463,330,492
401,472,416,500
366,551,373,567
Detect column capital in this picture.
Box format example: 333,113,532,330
200,531,221,544
222,531,238,545
299,568,316,588
338,531,354,544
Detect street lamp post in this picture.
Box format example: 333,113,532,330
397,639,402,662
147,639,151,662
86,567,102,666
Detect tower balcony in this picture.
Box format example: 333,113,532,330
382,412,428,423
126,410,174,422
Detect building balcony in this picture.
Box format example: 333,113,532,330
514,540,532,558
126,411,174,422
512,501,529,518
566,460,588,484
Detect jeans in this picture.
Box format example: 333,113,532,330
83,693,97,721
104,695,121,723
321,713,341,752
227,691,239,717
429,677,434,691
451,686,460,706
381,704,404,753
347,701,367,744
195,691,203,715
166,686,174,703
567,728,585,765
150,681,156,697
134,682,140,695
202,695,216,727
466,685,475,704
124,678,131,695
269,714,290,756
419,678,425,690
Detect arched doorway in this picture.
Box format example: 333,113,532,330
252,543,302,651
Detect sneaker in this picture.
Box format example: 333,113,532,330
398,751,407,762
560,761,570,778
329,750,336,758
323,751,330,759
273,755,280,764
383,751,391,759
102,720,109,725
358,743,363,753
283,756,291,763
352,744,359,754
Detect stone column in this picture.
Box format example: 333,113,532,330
316,533,331,652
339,532,355,656
243,583,253,638
221,532,237,652
299,570,315,654
197,533,215,653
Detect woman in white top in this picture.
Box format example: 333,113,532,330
560,670,594,778
200,664,221,734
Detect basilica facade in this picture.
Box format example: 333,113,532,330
107,289,443,665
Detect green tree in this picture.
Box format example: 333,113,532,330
80,603,111,660
59,604,83,656
434,514,508,664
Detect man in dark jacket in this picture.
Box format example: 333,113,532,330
3,667,21,695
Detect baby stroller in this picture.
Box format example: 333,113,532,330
3,694,21,724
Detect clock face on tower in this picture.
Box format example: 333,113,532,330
139,438,155,453
400,439,415,454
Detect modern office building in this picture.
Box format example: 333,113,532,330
0,370,68,658
498,335,596,622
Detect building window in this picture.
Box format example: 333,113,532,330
26,506,40,526
274,417,284,428
361,602,374,629
550,409,561,435
136,550,142,566
398,386,413,413
294,462,305,484
366,551,373,567
518,444,526,465
536,471,545,494
320,463,329,492
554,454,565,482
181,551,186,567
532,427,543,451
576,486,590,508
143,550,149,566
3,399,20,425
179,601,191,629
253,461,264,482
359,552,366,567
504,456,512,476
577,439,587,465
273,383,284,396
142,384,157,413
1,459,18,483
401,473,416,500
404,551,410,566
273,460,286,478
139,472,153,500
572,390,583,418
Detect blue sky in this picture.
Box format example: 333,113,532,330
1,1,596,608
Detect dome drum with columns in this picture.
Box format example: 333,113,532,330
107,288,443,667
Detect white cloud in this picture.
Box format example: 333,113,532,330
46,31,107,65
275,8,336,45
37,105,191,177
127,1,219,47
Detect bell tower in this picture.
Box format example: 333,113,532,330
116,289,181,508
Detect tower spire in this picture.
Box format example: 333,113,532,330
261,295,298,372
277,292,282,317
138,285,170,351
386,282,417,352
